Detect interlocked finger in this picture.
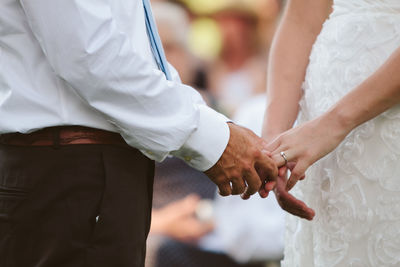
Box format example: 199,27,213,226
286,160,308,191
241,167,262,200
231,177,246,195
218,182,232,196
272,150,291,168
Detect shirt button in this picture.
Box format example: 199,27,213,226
146,150,154,155
184,156,192,162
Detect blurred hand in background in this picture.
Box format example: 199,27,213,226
150,194,214,242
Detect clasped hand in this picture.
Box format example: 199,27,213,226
205,123,278,200
263,116,350,220
205,122,318,220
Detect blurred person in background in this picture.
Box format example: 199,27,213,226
254,0,283,51
145,3,220,267
199,94,285,267
152,2,201,87
146,2,285,267
150,96,285,267
207,1,280,116
152,1,218,106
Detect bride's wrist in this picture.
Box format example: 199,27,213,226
323,107,356,138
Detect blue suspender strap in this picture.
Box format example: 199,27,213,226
143,0,172,80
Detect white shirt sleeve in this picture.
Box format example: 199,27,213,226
19,0,229,171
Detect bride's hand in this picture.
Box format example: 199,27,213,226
260,136,315,220
273,164,315,220
267,114,349,191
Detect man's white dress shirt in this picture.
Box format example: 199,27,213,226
0,0,230,171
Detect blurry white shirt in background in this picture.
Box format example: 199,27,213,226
200,94,285,263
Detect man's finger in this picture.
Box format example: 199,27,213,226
255,152,278,181
260,166,287,198
258,179,269,198
241,168,262,200
254,152,279,199
231,177,246,195
218,182,232,196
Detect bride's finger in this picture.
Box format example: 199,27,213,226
278,166,287,177
286,161,296,170
271,151,291,167
258,180,276,198
258,188,269,198
286,162,305,180
264,180,276,191
264,136,281,152
286,160,308,191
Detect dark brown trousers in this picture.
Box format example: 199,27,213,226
0,144,154,267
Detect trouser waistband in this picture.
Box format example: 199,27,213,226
0,126,129,148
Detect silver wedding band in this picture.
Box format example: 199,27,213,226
280,151,288,165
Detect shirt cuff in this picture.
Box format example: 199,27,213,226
172,105,230,172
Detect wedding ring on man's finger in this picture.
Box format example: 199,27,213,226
280,151,288,165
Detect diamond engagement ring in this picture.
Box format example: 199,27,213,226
280,151,288,165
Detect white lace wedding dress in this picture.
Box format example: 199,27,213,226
282,1,400,266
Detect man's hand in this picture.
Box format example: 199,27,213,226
205,123,278,200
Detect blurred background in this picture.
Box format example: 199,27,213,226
147,1,286,267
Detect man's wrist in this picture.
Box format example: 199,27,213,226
172,105,230,171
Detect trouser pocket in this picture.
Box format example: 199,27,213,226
0,186,28,221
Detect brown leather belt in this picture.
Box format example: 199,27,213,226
0,126,130,148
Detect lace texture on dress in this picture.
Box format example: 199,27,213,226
282,1,400,266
